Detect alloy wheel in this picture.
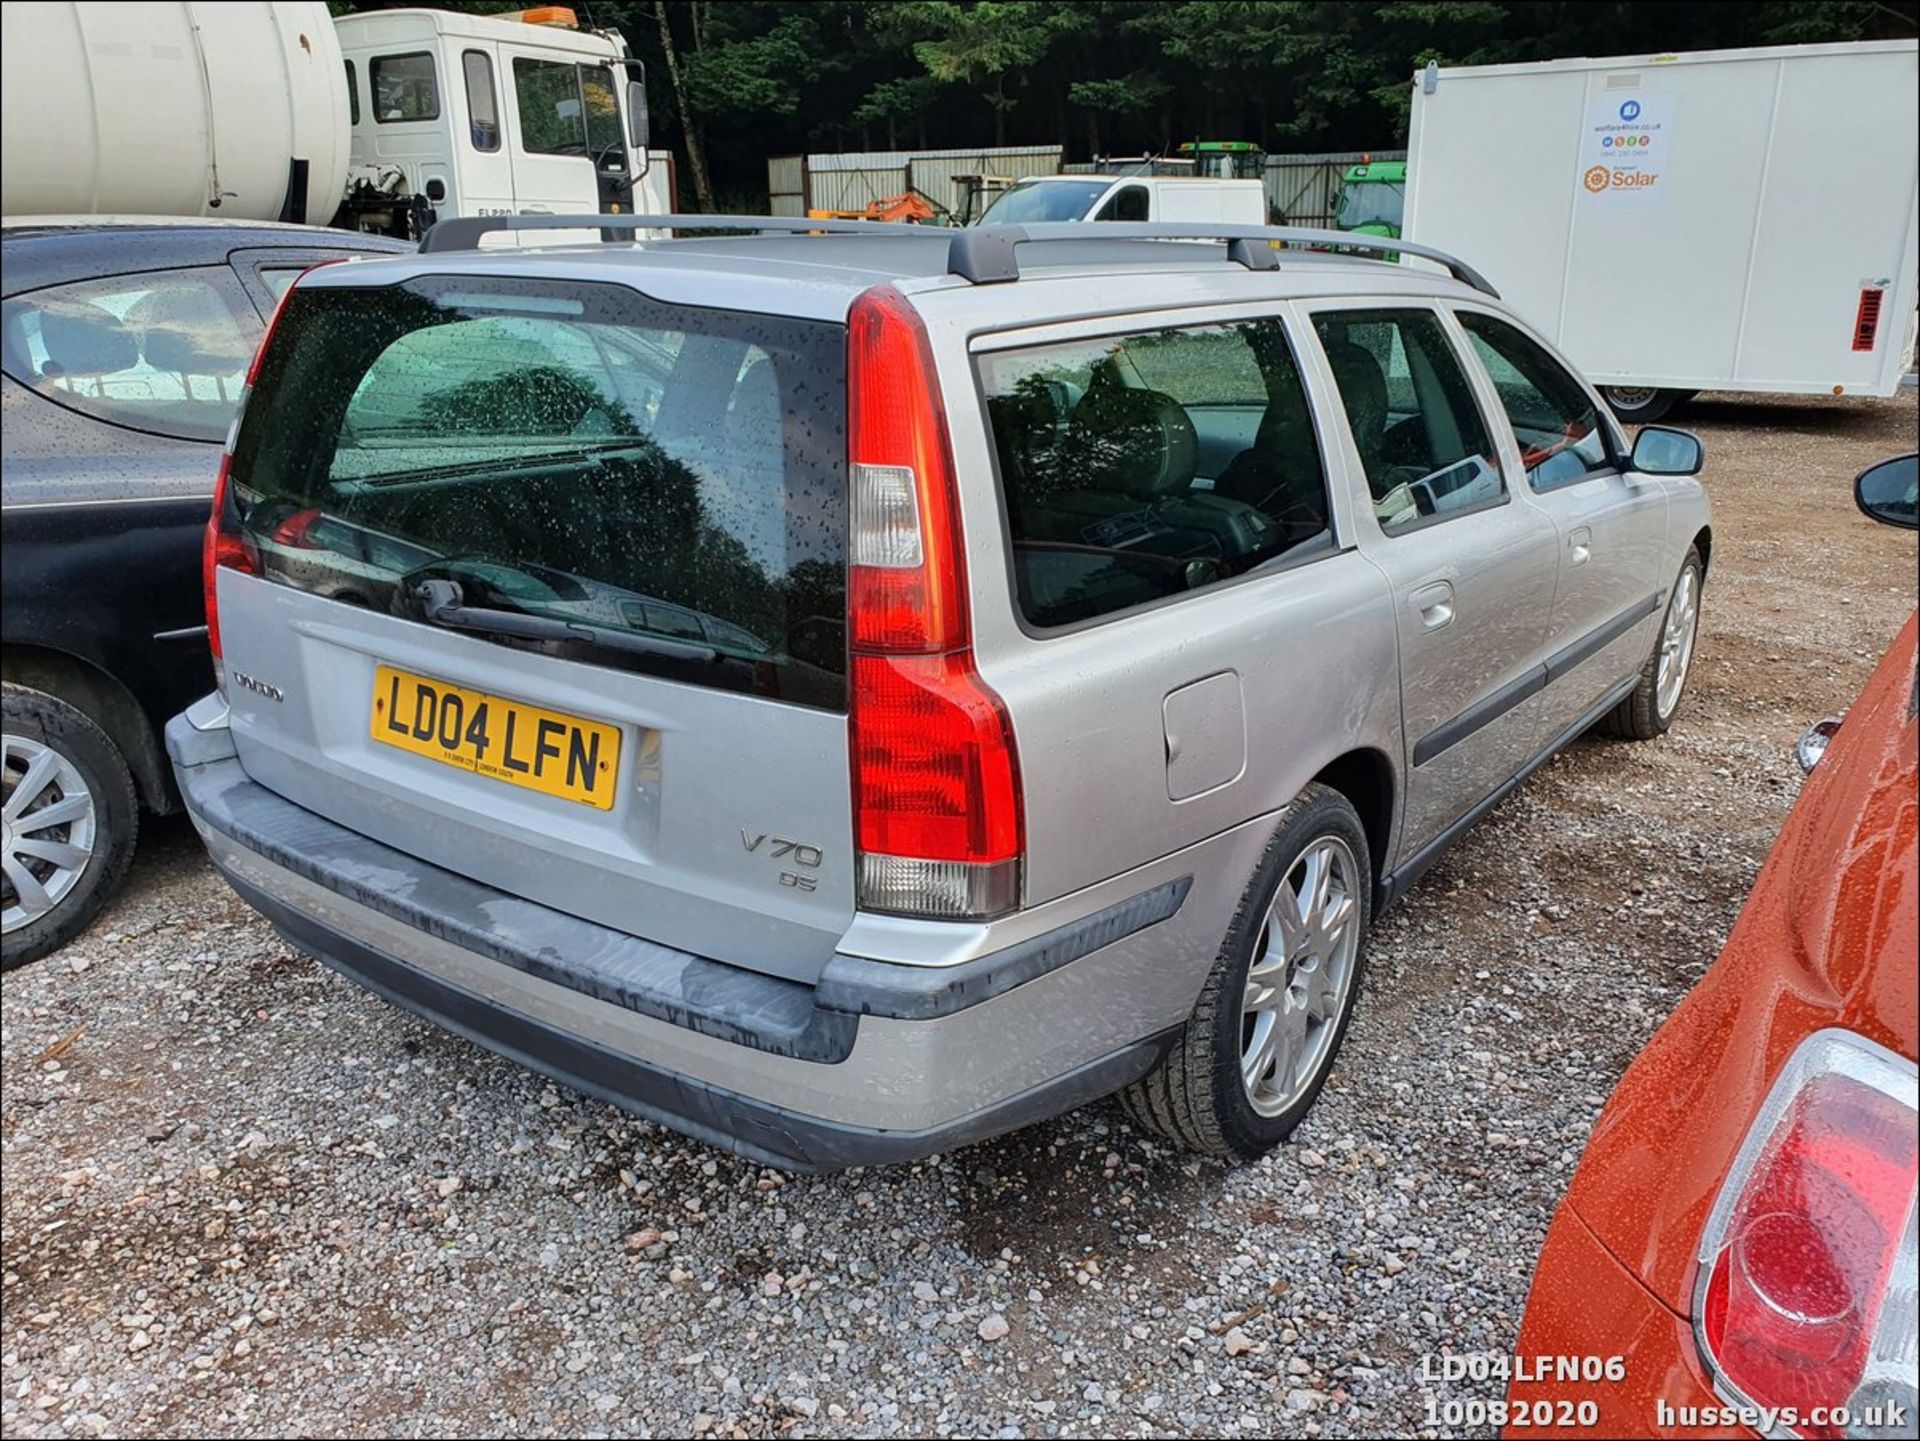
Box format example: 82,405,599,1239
1241,835,1362,1118
2,734,97,934
1657,566,1700,720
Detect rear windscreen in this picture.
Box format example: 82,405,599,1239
229,276,848,708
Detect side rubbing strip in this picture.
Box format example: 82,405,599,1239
1412,666,1546,768
1413,593,1661,769
1544,593,1662,683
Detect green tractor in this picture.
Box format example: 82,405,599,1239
1334,157,1406,239
1175,140,1265,180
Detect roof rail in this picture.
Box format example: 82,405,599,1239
414,211,1498,299
418,212,920,254
945,222,1499,296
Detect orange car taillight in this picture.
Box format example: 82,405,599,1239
1693,1030,1918,1438
845,284,1022,919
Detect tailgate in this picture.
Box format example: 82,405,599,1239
215,270,853,983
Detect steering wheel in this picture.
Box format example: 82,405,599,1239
591,137,632,188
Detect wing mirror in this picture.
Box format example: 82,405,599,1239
1629,425,1704,477
1854,453,1918,529
624,61,650,172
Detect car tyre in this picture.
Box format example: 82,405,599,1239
1120,783,1372,1159
2,683,138,969
1603,546,1705,741
1602,385,1691,424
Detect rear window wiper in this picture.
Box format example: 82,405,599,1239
341,438,659,488
411,578,717,664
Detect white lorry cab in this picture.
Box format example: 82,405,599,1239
335,6,668,241
978,174,1269,226
0,2,669,242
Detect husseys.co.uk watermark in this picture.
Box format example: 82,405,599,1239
1656,1398,1911,1434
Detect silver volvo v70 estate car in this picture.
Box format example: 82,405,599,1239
168,216,1710,1169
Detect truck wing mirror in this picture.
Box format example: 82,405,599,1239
624,63,649,170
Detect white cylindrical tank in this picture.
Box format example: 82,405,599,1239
2,0,350,223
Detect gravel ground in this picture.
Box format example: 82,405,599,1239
4,391,1916,1439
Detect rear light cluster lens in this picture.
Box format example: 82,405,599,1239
202,452,260,673
204,262,343,684
1695,1029,1919,1439
846,285,1022,919
1853,287,1884,354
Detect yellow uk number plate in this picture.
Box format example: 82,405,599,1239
370,665,621,810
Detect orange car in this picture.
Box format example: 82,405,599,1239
1508,455,1918,1440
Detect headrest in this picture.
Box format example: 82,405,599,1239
988,377,1071,489
130,287,249,377
1321,337,1388,433
1066,381,1197,496
37,304,138,378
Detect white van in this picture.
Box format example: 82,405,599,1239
978,175,1268,226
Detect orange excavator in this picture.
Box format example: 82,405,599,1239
806,189,946,225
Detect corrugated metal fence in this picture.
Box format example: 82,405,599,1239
767,145,1404,223
1263,150,1405,227
768,146,1064,217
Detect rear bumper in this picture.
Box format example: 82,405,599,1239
167,702,1187,1171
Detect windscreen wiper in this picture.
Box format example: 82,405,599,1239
411,578,717,664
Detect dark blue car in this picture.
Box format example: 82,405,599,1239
2,219,407,966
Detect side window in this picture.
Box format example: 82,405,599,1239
980,318,1332,629
514,57,584,155
344,59,359,127
1312,308,1504,534
1458,312,1613,489
260,268,306,303
0,268,260,443
579,65,624,163
1097,186,1149,222
372,52,438,123
462,51,501,153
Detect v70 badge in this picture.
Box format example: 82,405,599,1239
741,831,824,891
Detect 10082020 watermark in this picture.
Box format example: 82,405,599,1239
1422,1397,1603,1430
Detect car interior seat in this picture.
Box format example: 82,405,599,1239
32,303,139,388
129,286,250,401
1318,336,1393,496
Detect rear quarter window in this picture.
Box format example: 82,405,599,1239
229,277,848,708
0,266,260,443
980,317,1333,630
372,52,439,123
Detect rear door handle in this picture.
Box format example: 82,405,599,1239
1568,526,1593,565
1411,580,1455,631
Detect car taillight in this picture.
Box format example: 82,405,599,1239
202,451,259,677
204,261,343,684
1694,1030,1919,1439
846,284,1022,919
